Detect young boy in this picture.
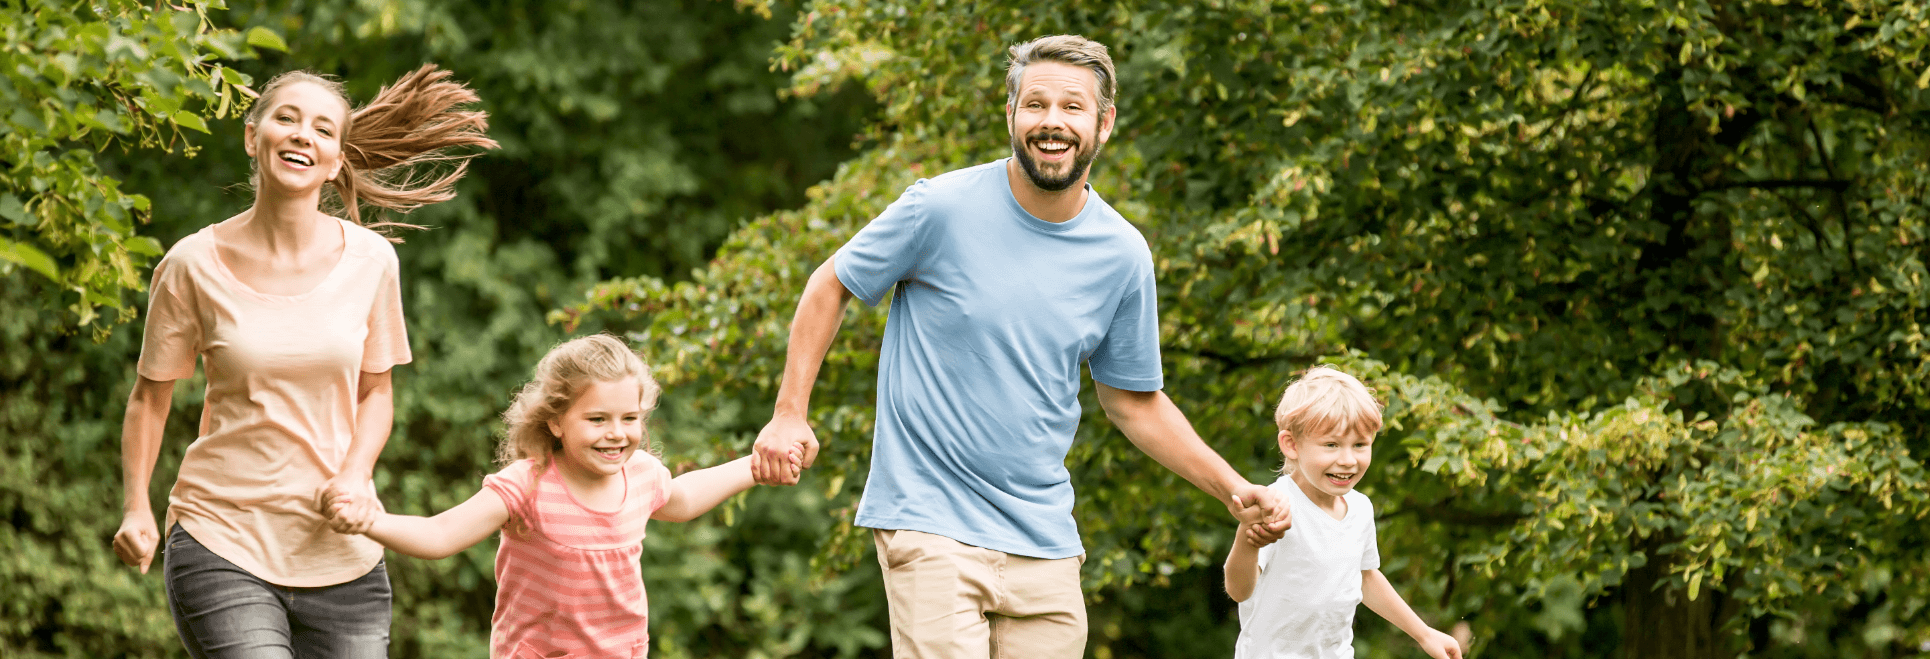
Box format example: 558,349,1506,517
1225,366,1464,659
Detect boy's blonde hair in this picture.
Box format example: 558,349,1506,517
498,334,662,466
1274,366,1384,473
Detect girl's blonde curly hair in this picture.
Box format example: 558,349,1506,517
498,334,662,467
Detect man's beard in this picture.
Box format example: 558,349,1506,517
1011,129,1102,192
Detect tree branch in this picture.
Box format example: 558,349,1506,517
1701,179,1851,193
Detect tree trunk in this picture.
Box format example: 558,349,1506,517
1622,545,1741,659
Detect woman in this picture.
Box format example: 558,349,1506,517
112,65,495,657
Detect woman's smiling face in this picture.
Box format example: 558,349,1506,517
245,80,348,194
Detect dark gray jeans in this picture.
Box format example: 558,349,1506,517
164,524,391,659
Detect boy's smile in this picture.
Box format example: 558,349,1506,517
1280,428,1374,517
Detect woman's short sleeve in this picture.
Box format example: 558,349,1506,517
136,256,202,381
360,243,411,374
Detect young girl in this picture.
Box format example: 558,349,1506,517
328,334,796,658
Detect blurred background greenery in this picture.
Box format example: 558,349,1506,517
6,0,1930,657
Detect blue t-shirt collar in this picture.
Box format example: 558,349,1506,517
999,157,1098,233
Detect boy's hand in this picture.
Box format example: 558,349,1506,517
1417,627,1465,659
1238,521,1283,549
1228,482,1291,536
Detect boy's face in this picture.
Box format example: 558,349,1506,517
1280,427,1374,499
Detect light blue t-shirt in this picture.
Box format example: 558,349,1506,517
836,159,1164,559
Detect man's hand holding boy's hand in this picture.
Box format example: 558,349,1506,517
1238,521,1283,549
1229,482,1291,540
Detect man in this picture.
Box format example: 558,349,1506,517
751,34,1290,658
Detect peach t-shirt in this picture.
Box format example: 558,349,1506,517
137,219,411,587
484,454,672,659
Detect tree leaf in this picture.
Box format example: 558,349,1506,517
0,237,59,280
172,110,209,133
246,26,288,52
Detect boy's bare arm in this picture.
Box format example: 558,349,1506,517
343,487,509,560
1224,524,1264,602
1361,569,1465,659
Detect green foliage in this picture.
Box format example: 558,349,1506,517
570,0,1930,656
1,0,268,333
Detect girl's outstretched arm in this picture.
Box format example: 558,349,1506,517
1362,569,1465,659
653,456,762,522
336,487,509,560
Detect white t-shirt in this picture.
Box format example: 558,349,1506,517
1235,476,1381,659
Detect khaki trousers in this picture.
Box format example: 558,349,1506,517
872,529,1087,659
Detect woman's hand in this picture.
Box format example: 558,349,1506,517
318,473,377,534
113,509,161,574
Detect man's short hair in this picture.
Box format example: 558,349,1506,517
1005,35,1118,116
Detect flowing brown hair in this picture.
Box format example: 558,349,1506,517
245,65,498,239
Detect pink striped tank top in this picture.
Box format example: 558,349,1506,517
483,454,672,659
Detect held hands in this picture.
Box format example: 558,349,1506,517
1236,521,1282,549
318,473,378,535
751,415,818,486
113,510,160,574
1228,481,1291,544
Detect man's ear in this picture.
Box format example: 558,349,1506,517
1098,105,1116,144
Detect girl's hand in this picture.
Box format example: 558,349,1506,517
112,510,160,574
1417,626,1465,659
322,486,377,534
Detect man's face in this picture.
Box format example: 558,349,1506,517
1007,61,1114,192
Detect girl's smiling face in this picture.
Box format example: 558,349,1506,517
547,379,645,482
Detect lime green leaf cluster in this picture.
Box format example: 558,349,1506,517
1,0,270,335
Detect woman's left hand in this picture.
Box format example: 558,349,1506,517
318,472,377,534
